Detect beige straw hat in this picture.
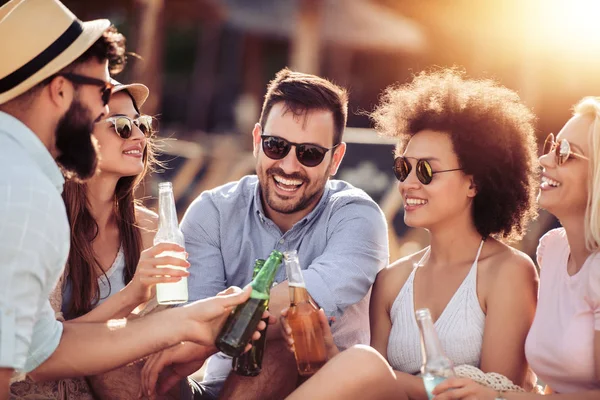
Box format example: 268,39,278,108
111,80,150,109
0,0,111,104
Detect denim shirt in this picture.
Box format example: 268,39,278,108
0,111,68,373
181,175,389,383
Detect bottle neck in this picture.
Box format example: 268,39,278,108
284,253,306,287
417,316,445,363
251,252,283,298
158,188,179,231
289,284,311,305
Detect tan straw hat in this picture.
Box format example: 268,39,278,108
0,0,111,104
111,80,150,109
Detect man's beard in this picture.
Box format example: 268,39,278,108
260,166,328,215
55,98,99,181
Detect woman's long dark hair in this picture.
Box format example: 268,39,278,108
62,92,158,318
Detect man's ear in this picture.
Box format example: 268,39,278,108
47,76,71,111
328,142,347,176
252,123,262,157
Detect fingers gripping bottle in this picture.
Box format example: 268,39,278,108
216,250,283,357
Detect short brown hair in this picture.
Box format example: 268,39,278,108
259,68,348,144
372,68,539,242
64,26,126,75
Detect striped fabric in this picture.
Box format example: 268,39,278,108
181,175,389,383
0,111,68,373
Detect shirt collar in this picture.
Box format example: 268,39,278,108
252,177,331,226
0,111,65,192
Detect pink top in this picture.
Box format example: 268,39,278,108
525,228,600,393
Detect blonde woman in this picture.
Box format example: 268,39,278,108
434,97,600,399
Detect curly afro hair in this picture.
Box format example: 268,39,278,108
371,69,539,242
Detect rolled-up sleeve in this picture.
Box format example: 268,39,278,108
181,193,228,301
0,185,67,372
303,199,389,318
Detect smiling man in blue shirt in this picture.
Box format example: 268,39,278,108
142,68,390,400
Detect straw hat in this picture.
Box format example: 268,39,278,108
111,80,150,109
0,0,111,104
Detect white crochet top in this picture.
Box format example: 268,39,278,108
387,241,486,374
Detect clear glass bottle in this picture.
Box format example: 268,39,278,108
153,182,188,304
416,308,456,400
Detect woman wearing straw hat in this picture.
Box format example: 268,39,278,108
0,1,267,398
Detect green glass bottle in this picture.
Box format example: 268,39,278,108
216,250,283,357
232,259,268,376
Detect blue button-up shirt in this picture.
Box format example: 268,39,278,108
0,112,69,374
181,175,389,382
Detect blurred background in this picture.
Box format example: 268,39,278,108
11,0,600,262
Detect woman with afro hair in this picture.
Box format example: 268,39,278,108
282,69,541,400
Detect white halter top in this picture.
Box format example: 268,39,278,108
386,241,486,374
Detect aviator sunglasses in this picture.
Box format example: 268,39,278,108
261,134,340,167
106,115,153,139
55,72,114,106
542,133,589,165
393,156,463,185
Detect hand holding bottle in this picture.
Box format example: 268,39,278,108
279,307,339,360
431,377,499,400
125,242,190,305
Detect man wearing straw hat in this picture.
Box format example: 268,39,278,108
0,1,265,399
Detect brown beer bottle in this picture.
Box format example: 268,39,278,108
284,250,327,376
232,259,268,376
216,250,283,357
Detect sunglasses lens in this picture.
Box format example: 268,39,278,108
262,136,290,160
557,140,570,165
136,116,153,136
393,157,410,181
416,160,433,184
114,117,132,139
297,145,327,167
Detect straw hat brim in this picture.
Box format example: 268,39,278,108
0,18,110,104
112,82,150,109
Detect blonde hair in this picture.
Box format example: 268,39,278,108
573,97,600,251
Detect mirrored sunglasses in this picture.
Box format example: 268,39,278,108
393,156,463,185
542,133,588,166
106,115,153,139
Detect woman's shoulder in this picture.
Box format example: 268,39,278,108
377,248,428,287
480,240,539,287
536,227,567,267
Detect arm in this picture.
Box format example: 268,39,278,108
478,252,539,386
266,200,389,340
29,285,252,382
302,200,389,319
69,243,189,323
0,187,66,376
181,194,228,301
369,267,394,357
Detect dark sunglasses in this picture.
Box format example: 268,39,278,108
543,133,589,166
261,134,339,167
393,156,463,185
105,115,153,139
56,72,114,106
